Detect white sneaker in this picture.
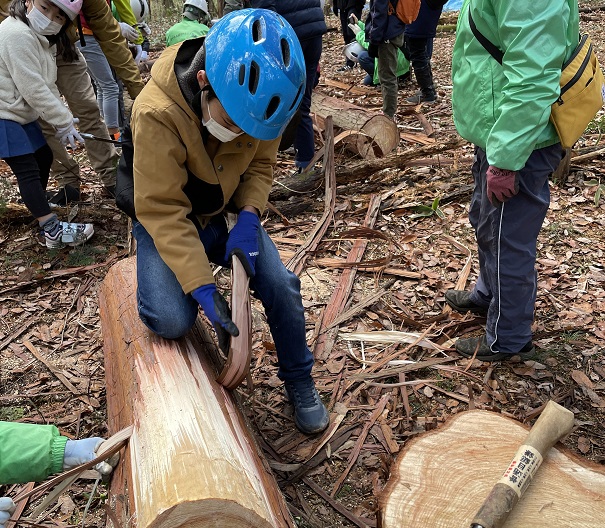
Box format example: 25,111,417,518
60,221,94,246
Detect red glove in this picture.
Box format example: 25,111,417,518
486,165,519,205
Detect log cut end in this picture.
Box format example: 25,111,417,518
378,410,605,528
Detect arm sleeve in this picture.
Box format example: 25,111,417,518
111,0,144,44
368,0,389,43
486,0,569,169
132,105,215,293
2,38,72,128
232,138,278,213
0,422,67,484
82,0,145,99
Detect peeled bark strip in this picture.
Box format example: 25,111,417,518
99,257,294,528
379,410,605,527
311,92,399,158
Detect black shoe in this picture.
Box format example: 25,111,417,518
455,335,535,362
405,90,437,104
284,377,329,435
48,184,80,206
445,290,488,315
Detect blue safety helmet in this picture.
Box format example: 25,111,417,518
204,9,306,141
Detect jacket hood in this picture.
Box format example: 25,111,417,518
149,37,205,123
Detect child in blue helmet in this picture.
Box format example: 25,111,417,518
116,9,329,435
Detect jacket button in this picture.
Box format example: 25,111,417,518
236,142,242,148
247,142,253,148
217,165,223,171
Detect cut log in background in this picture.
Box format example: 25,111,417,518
99,257,294,528
378,410,605,527
311,92,399,158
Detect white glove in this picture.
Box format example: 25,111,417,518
132,44,143,65
348,23,361,35
140,50,148,62
63,438,118,477
55,119,83,150
119,22,139,42
139,22,151,36
0,497,16,528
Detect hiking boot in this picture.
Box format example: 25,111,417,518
284,377,330,435
445,290,489,315
48,184,80,207
406,64,437,104
455,335,535,362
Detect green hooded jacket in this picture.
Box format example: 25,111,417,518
0,422,67,484
452,0,579,170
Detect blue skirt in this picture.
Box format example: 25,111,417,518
0,119,47,158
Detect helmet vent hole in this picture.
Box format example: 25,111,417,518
280,39,291,67
252,19,263,42
248,61,260,94
265,96,280,119
238,64,245,85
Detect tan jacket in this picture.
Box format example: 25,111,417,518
131,42,279,294
0,0,144,99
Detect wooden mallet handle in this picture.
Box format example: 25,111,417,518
470,400,574,528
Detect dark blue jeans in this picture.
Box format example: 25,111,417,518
133,217,314,381
294,35,322,169
468,144,563,353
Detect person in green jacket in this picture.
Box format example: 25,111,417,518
445,0,578,361
347,17,409,87
0,422,115,528
165,0,210,48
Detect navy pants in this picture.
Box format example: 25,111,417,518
468,144,562,354
133,217,314,381
294,35,322,169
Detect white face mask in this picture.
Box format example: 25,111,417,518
202,93,242,143
27,6,63,36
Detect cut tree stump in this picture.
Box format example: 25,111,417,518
311,92,399,158
379,410,605,527
99,257,294,528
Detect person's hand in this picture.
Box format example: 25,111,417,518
140,50,148,62
348,23,361,35
55,119,84,150
367,42,379,59
192,284,239,353
63,438,117,476
224,210,260,277
0,498,16,528
348,13,358,25
132,44,143,64
139,22,151,36
119,22,139,42
486,165,519,205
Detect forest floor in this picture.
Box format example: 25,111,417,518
1,3,605,527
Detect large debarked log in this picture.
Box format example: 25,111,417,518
99,257,294,528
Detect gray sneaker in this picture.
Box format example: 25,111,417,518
284,377,329,435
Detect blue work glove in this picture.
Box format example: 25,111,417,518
192,283,239,353
224,210,260,277
367,42,379,59
63,437,116,476
0,498,15,528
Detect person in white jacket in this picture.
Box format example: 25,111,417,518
0,0,94,249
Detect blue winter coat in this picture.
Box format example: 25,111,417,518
251,0,327,41
365,0,406,44
405,0,443,39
